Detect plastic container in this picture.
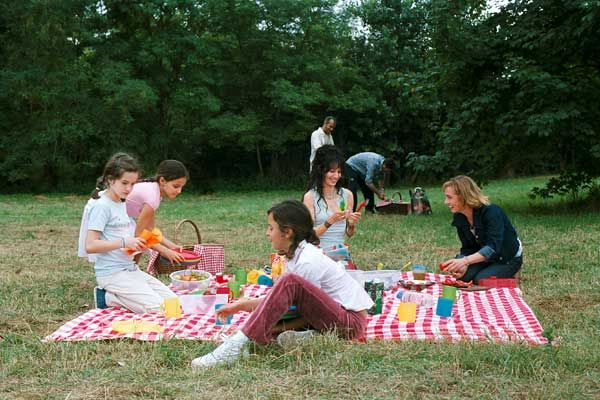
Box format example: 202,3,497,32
346,269,402,290
170,270,213,291
478,276,519,288
180,294,228,314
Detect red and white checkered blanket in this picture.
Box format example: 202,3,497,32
43,273,547,345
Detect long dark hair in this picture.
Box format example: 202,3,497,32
268,200,320,258
91,153,140,199
140,160,189,183
306,145,344,209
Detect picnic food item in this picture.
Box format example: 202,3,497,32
439,262,448,271
170,270,213,291
356,200,367,212
399,279,435,292
412,264,426,280
441,276,473,288
338,196,346,211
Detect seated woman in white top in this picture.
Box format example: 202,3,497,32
303,145,361,250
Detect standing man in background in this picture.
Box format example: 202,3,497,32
345,152,395,213
309,116,336,171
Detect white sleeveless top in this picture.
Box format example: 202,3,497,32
311,188,350,249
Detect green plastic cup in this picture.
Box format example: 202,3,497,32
442,285,457,301
228,278,241,299
234,268,247,285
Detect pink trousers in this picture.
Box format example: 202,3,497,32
241,274,367,345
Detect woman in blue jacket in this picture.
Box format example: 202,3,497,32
441,175,523,283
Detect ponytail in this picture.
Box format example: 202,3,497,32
138,159,189,184
268,200,320,259
91,153,140,199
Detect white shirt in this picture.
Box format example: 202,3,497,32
310,127,335,166
86,193,137,277
287,241,373,312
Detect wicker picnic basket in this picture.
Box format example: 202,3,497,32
375,192,411,215
154,219,202,274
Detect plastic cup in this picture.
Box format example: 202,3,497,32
161,297,182,318
442,285,458,301
397,302,417,323
228,278,241,299
214,304,232,325
234,268,247,284
412,264,426,281
436,297,454,317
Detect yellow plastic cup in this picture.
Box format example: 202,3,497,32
397,302,417,323
247,269,264,284
161,297,182,318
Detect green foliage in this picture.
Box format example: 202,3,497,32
1,0,599,200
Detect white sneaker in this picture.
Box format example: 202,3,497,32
276,330,316,349
191,331,249,368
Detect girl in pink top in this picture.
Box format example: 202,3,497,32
126,160,189,264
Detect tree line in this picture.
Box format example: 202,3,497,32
1,0,599,197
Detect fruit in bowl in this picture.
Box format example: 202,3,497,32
170,270,213,291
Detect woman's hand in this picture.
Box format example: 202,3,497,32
124,237,146,251
442,258,469,279
346,211,361,226
328,211,347,225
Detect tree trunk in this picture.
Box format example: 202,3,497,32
256,142,264,177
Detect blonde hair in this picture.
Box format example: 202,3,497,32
442,175,490,208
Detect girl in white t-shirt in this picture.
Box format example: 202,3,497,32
78,153,176,313
191,200,373,368
126,160,189,264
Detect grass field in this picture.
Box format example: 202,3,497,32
1,176,599,399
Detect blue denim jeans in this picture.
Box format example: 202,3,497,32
462,256,523,284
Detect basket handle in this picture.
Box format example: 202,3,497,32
390,192,403,201
173,219,202,245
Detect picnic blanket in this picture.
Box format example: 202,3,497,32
43,273,547,345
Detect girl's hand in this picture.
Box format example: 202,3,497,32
163,248,185,264
442,258,468,279
124,237,146,250
215,302,242,323
346,211,361,226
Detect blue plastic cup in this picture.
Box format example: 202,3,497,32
436,297,454,318
214,303,233,325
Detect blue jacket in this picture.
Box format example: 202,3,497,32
452,204,521,262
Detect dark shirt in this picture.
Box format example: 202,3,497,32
452,204,521,262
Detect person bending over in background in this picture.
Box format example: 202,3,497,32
441,175,523,284
344,152,395,213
